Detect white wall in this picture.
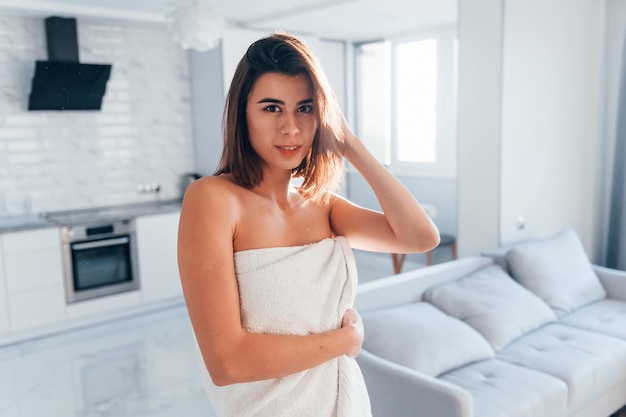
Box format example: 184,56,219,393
456,0,504,257
499,0,605,253
220,27,270,97
457,0,607,257
190,44,223,176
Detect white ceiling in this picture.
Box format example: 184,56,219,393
0,0,457,41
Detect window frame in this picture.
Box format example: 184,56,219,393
352,27,457,179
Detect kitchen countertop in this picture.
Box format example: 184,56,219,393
0,199,182,233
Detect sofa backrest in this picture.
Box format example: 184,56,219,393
355,256,494,313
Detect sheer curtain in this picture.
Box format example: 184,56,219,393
606,25,626,270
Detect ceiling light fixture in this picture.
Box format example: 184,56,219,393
167,0,225,51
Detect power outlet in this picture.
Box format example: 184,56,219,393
136,183,161,194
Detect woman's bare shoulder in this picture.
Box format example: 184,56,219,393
186,174,244,200
181,175,246,220
193,174,239,190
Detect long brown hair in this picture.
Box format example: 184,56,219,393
214,32,344,204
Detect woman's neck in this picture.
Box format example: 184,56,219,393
253,169,298,206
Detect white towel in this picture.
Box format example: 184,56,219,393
194,236,372,417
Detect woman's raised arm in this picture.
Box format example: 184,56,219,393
330,122,440,254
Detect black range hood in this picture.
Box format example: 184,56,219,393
28,17,112,111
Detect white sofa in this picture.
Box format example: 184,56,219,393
355,229,626,417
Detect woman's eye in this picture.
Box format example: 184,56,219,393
298,104,313,113
264,105,280,112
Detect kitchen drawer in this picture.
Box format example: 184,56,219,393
4,248,64,293
2,228,60,255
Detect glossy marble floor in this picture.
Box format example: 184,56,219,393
0,303,218,417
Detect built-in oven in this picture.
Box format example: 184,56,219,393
60,219,140,303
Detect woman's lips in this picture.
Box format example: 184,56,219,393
276,145,301,157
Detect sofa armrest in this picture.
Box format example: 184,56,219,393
357,349,473,417
593,265,626,301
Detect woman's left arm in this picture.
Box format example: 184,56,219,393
330,124,440,254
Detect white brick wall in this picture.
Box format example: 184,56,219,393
0,16,195,216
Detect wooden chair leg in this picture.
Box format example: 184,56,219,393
450,243,457,259
426,251,433,266
391,253,406,274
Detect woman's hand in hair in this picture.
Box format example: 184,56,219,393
338,116,360,161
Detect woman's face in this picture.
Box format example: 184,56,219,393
246,72,317,172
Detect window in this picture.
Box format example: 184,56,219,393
396,39,437,163
355,30,457,177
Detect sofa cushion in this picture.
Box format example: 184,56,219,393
559,299,626,341
440,359,568,417
497,323,626,409
424,264,556,351
505,228,606,316
362,302,495,377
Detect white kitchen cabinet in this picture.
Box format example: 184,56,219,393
136,212,183,303
2,228,66,332
8,286,66,332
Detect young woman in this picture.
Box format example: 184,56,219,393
177,32,440,417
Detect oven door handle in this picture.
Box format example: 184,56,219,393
72,236,130,250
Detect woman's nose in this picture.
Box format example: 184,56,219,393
280,113,300,136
